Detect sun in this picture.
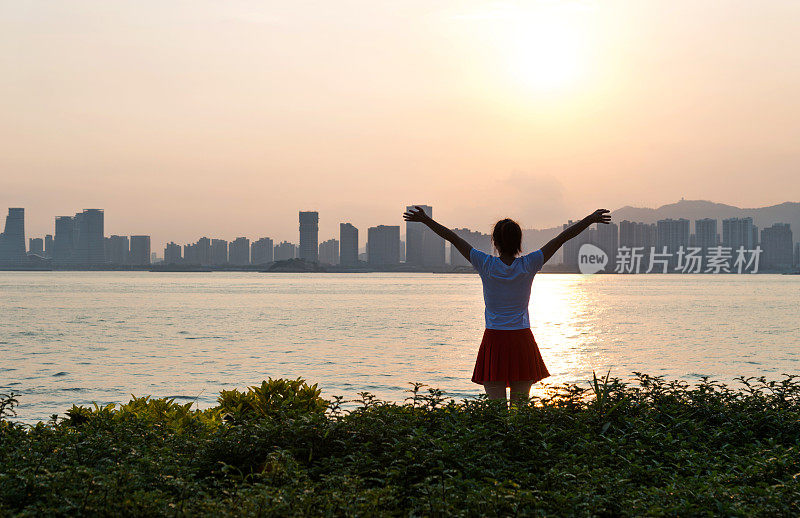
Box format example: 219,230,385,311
458,2,595,95
505,9,587,92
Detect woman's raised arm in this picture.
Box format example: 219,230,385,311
540,209,611,264
402,206,473,261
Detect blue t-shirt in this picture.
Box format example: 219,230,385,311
469,248,545,330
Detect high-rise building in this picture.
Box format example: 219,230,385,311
405,204,444,268
72,212,87,263
319,238,339,265
251,237,274,265
274,241,297,261
70,209,104,265
656,218,690,269
129,236,151,265
561,219,577,266
164,242,182,264
594,222,619,270
211,239,228,265
450,228,491,267
423,232,445,266
183,243,199,264
85,209,105,264
760,223,793,270
195,237,212,265
722,217,756,250
368,225,400,266
44,234,54,258
693,218,718,255
562,219,595,268
339,223,358,266
105,235,129,264
0,208,26,264
656,218,690,252
619,221,657,249
618,220,657,271
405,206,425,265
28,237,44,256
299,211,319,262
795,242,800,268
53,216,74,263
229,237,250,265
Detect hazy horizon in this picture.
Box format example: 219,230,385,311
3,1,800,246
6,198,797,253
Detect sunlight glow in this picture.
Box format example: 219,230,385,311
456,2,597,96
528,274,600,398
505,8,588,92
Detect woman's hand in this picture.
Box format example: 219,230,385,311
403,206,432,224
402,206,474,261
585,209,611,225
542,208,611,264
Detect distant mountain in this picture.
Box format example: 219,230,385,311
611,200,800,239
519,200,799,256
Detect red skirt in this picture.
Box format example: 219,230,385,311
471,328,550,387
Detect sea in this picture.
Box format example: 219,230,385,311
1,271,798,424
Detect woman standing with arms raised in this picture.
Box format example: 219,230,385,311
402,206,611,403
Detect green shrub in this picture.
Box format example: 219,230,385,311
0,392,18,420
216,377,328,423
2,374,800,516
0,391,19,433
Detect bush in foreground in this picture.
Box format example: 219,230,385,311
1,374,800,516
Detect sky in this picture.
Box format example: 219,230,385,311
2,1,799,248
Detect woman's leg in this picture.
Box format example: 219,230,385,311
509,380,534,404
483,381,507,400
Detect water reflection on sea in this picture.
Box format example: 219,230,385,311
1,272,798,423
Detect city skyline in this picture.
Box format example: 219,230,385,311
2,203,797,272
4,198,799,255
7,198,800,256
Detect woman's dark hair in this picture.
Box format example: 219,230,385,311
492,218,522,257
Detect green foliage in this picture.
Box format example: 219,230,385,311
0,392,18,421
216,377,328,423
60,377,327,432
0,391,19,433
2,374,800,516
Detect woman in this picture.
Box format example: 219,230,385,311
402,206,611,403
